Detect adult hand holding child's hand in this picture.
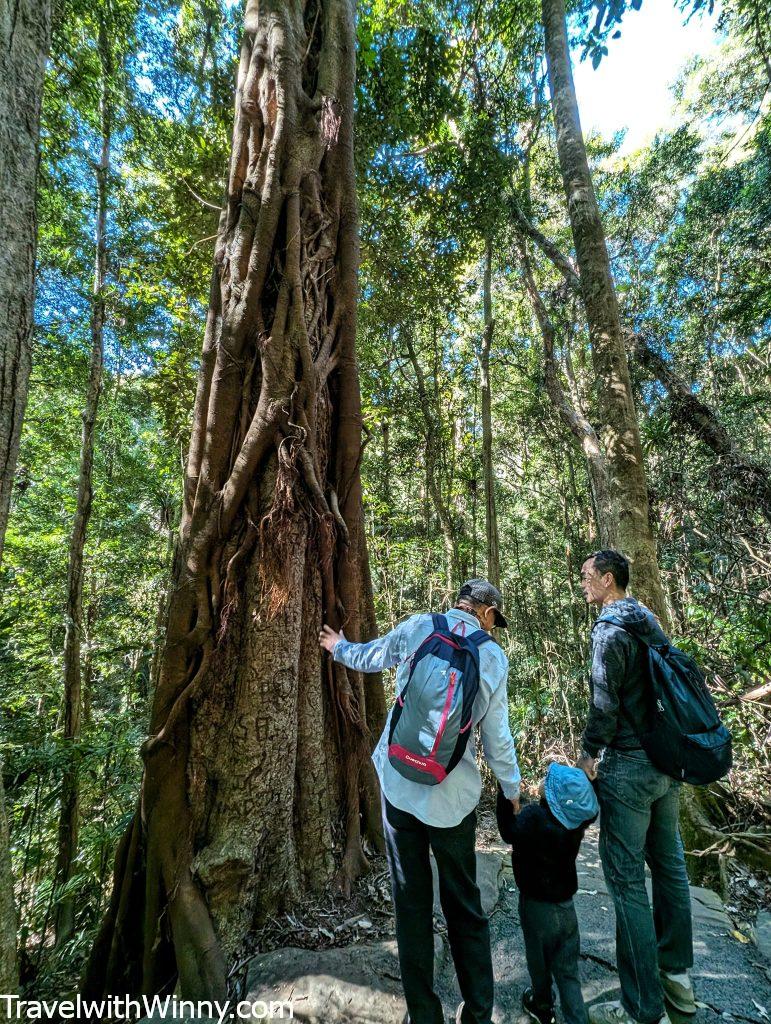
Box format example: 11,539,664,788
577,751,598,781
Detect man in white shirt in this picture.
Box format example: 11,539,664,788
319,580,521,1024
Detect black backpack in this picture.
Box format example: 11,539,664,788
598,614,732,785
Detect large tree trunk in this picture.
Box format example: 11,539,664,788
83,0,383,1001
54,27,111,947
0,0,50,562
0,0,52,997
478,240,500,588
541,0,669,623
517,237,614,544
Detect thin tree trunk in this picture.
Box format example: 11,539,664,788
54,28,111,947
405,333,463,585
509,196,771,526
510,194,580,292
517,237,614,544
0,763,16,1003
541,0,668,623
0,0,52,996
84,0,382,999
630,332,771,522
478,239,500,588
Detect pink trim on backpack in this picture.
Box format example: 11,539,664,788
423,631,462,650
388,744,448,782
430,670,457,756
459,719,473,734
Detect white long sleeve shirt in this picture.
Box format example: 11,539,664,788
333,607,521,827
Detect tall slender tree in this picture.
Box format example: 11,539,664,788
405,332,467,585
516,236,613,541
55,16,112,947
84,0,384,999
478,240,501,587
0,0,52,995
541,0,669,622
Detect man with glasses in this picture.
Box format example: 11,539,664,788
577,551,695,1024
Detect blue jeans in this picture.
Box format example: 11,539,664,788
598,749,693,1024
382,796,494,1024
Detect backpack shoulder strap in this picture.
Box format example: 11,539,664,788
465,629,493,648
595,612,628,631
596,614,670,652
431,613,448,632
595,613,645,640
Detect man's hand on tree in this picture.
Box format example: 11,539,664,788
319,624,345,654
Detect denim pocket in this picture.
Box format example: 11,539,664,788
598,748,628,785
600,748,669,807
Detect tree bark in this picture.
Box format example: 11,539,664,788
83,0,383,1000
0,0,50,562
541,0,669,623
54,26,111,947
517,238,614,544
478,240,501,588
0,0,52,997
629,333,771,523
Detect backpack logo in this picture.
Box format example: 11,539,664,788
387,614,492,786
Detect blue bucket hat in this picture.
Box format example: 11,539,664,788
544,763,599,830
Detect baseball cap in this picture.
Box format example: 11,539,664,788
457,579,508,628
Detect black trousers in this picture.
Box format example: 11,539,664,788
519,895,587,1024
382,796,494,1024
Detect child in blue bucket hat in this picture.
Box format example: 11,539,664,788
497,762,599,1024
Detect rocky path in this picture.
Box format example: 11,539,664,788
245,821,770,1023
434,826,770,1024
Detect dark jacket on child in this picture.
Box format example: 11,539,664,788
496,788,592,903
